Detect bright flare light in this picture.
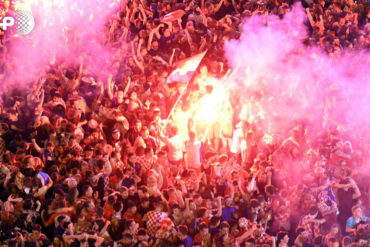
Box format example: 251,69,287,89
172,75,233,139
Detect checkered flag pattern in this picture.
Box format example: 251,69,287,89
146,211,168,237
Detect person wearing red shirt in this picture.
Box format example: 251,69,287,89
193,222,212,247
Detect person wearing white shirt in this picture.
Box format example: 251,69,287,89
160,126,184,175
230,123,243,155
184,131,202,172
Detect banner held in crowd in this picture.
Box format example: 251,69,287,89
166,50,207,84
160,9,186,23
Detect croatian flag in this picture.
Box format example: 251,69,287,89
161,9,186,23
166,51,207,84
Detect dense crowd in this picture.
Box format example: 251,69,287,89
0,0,369,246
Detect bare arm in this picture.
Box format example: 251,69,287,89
139,5,147,25
235,225,257,244
71,57,84,91
130,7,138,23
137,38,144,60
176,189,185,208
31,139,44,154
199,36,208,52
122,76,131,97
194,173,204,192
97,81,104,103
311,178,330,192
184,197,191,216
34,178,54,198
125,5,131,27
197,7,208,26
215,196,222,217
294,236,303,247
148,24,162,51
214,0,224,13
107,74,114,100
271,235,276,247
153,55,169,66
35,200,42,212
35,89,45,118
103,155,113,176
346,225,357,234
99,220,111,237
305,8,315,28
157,170,164,190
350,180,361,199
180,180,188,195
231,0,239,12
169,48,177,67
238,178,248,199
132,52,145,73
184,29,193,46
147,29,155,51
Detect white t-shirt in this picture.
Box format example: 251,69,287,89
185,140,202,169
231,128,243,154
166,135,184,162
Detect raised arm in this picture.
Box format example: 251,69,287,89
231,0,239,12
103,155,113,177
185,197,191,216
97,81,105,103
133,55,145,73
157,170,164,190
130,5,138,23
184,29,193,46
147,29,155,51
139,4,147,25
199,36,208,52
215,196,222,217
99,220,111,237
35,89,45,118
169,48,177,67
176,189,185,208
305,8,315,28
194,173,204,192
71,56,84,91
34,178,54,199
214,0,224,13
124,5,131,27
31,138,44,154
197,7,208,26
107,74,114,100
153,55,169,66
136,38,144,60
349,178,361,199
235,225,257,244
122,76,131,97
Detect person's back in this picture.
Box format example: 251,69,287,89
185,131,201,171
166,128,184,163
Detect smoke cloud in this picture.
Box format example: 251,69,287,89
5,0,121,86
224,4,369,144
220,4,370,181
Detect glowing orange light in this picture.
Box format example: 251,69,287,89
172,75,233,139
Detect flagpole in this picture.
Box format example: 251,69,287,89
165,80,190,123
161,50,209,133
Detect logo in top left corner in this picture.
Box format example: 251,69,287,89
0,10,35,35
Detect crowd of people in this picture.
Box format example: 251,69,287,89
0,0,369,246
